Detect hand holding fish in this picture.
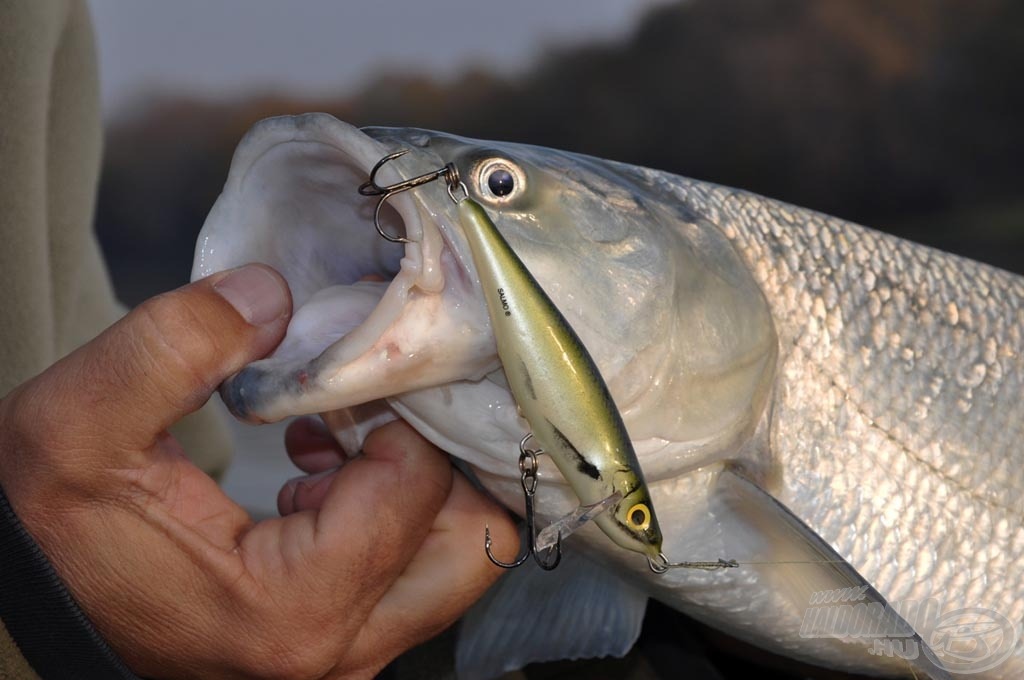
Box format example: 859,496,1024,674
0,264,516,679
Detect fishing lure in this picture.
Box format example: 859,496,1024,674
359,151,736,574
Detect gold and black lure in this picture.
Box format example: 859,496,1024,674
359,152,737,574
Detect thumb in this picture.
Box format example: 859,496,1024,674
28,263,291,451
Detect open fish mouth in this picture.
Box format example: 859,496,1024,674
194,113,779,489
192,114,497,423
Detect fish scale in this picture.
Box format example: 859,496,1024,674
665,177,1024,676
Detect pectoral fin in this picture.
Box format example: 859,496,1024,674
713,466,952,680
455,547,647,679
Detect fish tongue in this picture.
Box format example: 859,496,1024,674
273,281,389,363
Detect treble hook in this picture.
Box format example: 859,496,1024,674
484,434,562,571
357,149,461,243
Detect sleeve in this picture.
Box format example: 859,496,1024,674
0,0,233,674
0,486,141,679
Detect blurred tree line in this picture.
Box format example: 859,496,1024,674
96,0,1024,304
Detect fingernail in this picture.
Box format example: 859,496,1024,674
294,449,346,471
306,416,332,438
214,264,289,326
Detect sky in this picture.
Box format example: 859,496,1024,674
87,0,675,121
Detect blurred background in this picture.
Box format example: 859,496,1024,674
86,1,1024,678
91,0,1024,308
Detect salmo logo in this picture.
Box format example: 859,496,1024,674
497,287,511,316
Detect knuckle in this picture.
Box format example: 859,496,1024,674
2,381,78,460
1,385,50,448
0,388,89,512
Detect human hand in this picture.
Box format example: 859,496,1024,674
0,264,516,679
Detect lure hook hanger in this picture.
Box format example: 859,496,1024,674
647,553,739,574
484,434,562,571
358,149,462,243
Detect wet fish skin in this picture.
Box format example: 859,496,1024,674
191,114,1023,678
682,177,1024,675
672,174,1024,611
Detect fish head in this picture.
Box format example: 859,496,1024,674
193,114,777,556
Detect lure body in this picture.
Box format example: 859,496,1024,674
456,197,662,558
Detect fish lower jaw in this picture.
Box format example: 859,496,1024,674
221,223,502,420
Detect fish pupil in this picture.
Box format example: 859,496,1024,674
631,508,646,526
487,169,515,196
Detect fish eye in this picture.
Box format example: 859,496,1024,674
488,169,515,196
626,503,651,531
476,158,525,202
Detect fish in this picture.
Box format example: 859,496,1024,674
192,113,1024,679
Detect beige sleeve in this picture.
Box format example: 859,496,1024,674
0,1,233,674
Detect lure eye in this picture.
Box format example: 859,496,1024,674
476,158,525,201
626,503,651,531
487,169,515,196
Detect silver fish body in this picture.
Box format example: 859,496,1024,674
193,114,1023,678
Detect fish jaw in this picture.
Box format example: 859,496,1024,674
191,113,499,422
223,283,498,422
193,112,780,523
